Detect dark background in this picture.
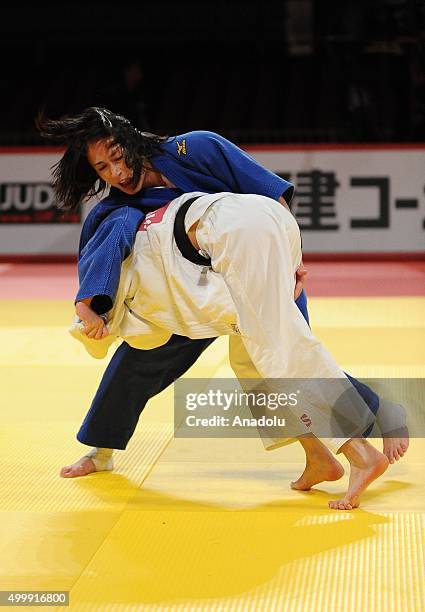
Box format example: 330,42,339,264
1,0,425,145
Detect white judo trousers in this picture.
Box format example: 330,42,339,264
193,195,373,452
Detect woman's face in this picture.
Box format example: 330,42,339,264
87,138,146,194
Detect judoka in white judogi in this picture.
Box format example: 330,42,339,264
71,191,375,451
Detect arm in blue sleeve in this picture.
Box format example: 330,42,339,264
182,131,294,203
75,206,144,314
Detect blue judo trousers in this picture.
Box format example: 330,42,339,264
76,131,378,449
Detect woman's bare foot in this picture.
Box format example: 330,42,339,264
376,400,409,463
60,448,114,478
291,436,345,490
329,438,389,510
383,429,409,464
60,456,97,478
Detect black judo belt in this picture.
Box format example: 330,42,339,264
173,196,212,267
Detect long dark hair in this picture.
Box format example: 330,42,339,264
35,107,168,210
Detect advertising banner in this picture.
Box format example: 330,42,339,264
1,146,424,255
249,145,425,254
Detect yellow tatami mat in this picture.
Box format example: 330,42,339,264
0,298,424,611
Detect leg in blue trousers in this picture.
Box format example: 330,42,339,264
77,335,215,449
295,290,379,429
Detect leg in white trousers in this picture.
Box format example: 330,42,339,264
196,194,375,453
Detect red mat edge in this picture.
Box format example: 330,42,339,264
1,252,424,264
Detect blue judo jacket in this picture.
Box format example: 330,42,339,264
76,130,294,313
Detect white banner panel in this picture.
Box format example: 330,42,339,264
0,146,424,255
0,149,94,255
249,145,425,253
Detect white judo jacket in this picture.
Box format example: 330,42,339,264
70,192,245,359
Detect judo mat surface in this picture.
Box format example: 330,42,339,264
0,261,424,611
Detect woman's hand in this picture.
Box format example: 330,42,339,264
75,301,109,340
294,261,307,300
